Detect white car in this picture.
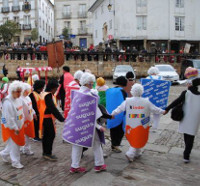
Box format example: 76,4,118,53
113,65,136,83
155,64,179,83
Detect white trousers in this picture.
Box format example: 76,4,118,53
21,135,32,153
126,147,141,159
0,138,21,166
71,131,104,168
152,114,161,129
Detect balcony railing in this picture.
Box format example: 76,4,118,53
78,28,88,35
22,4,31,11
1,7,10,13
62,12,71,19
12,5,20,12
78,11,87,18
23,24,31,30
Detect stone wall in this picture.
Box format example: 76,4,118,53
0,59,181,79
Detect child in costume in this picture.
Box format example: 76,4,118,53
29,80,45,141
0,81,25,169
21,83,36,155
111,83,165,162
96,77,109,107
0,77,9,100
70,73,107,173
40,79,65,161
146,66,163,131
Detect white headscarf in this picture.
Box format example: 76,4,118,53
74,70,84,81
80,72,95,86
22,82,31,93
148,67,159,75
32,74,39,82
130,83,144,97
8,80,23,95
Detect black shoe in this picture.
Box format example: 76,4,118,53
43,155,58,161
33,137,42,142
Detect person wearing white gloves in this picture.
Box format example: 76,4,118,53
0,81,25,169
70,72,107,173
111,83,165,162
20,83,36,155
146,66,163,131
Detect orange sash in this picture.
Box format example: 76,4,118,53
39,92,56,138
24,120,35,138
1,124,25,146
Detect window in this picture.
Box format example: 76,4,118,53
13,0,19,6
13,16,19,23
3,17,9,23
80,20,86,29
43,20,45,30
95,30,98,38
42,3,44,13
109,20,112,30
175,17,184,31
95,12,97,19
39,18,41,28
79,4,86,16
101,5,104,14
63,5,71,15
3,0,8,7
24,15,31,25
46,23,48,33
136,0,147,7
64,21,71,28
137,16,147,30
176,0,184,8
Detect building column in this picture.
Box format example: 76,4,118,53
167,40,171,52
143,39,147,50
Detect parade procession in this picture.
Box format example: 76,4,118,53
1,0,200,185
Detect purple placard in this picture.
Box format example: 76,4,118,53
62,90,97,148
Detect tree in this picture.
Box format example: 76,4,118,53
0,21,20,43
62,27,69,40
31,28,39,41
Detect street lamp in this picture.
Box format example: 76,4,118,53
107,4,112,11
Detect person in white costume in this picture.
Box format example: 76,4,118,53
74,70,84,85
0,81,25,169
165,78,200,163
146,66,163,131
111,83,165,162
20,83,36,155
70,72,107,173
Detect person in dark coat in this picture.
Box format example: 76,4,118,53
41,79,65,161
2,64,8,77
29,80,45,141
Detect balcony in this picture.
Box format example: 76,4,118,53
62,12,71,19
22,4,31,11
12,6,20,12
78,11,87,18
78,28,88,35
1,7,10,13
23,24,31,30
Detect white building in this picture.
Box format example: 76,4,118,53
0,0,54,43
89,0,200,53
55,0,95,49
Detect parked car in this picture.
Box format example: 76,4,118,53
180,59,200,79
113,65,136,83
155,64,179,83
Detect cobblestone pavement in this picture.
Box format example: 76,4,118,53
0,84,200,186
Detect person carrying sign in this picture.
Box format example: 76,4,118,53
39,79,65,161
111,83,165,162
69,73,107,173
106,76,128,153
0,81,25,169
146,67,163,131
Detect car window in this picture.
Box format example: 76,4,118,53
193,60,200,69
115,66,133,72
156,66,175,72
